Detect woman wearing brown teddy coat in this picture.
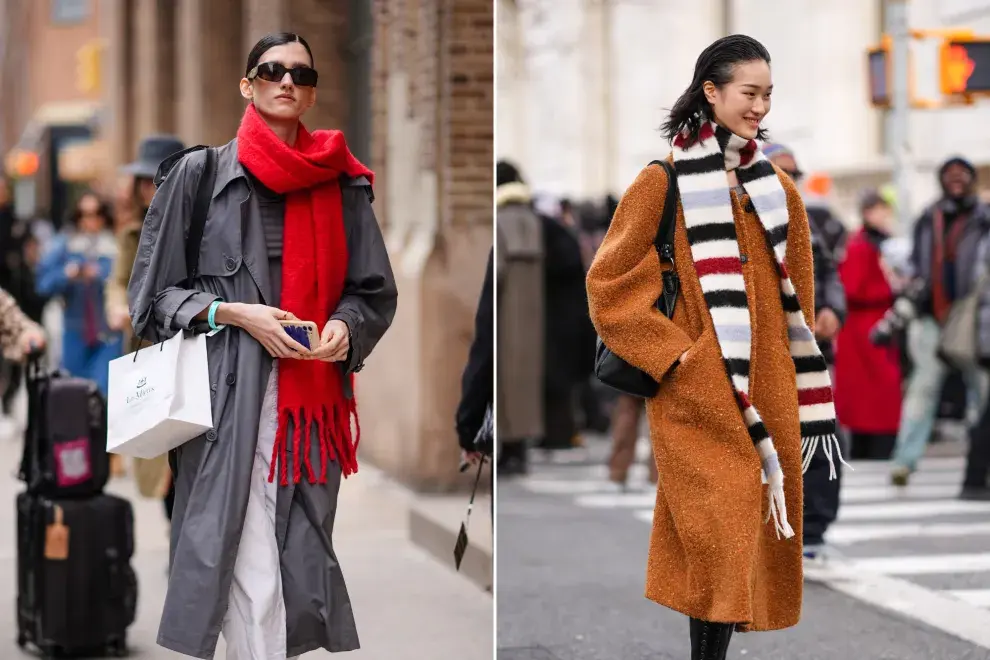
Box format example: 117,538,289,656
587,35,843,660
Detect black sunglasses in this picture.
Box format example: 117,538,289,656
247,62,318,87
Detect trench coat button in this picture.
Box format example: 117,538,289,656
224,256,236,271
740,254,748,264
206,429,217,441
225,373,236,386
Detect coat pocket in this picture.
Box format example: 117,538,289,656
661,327,733,424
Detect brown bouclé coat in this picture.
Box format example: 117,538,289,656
586,159,815,631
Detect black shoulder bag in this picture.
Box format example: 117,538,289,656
593,159,679,398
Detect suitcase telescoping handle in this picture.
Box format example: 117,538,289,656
18,352,48,489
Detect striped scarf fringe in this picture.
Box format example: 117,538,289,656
672,120,848,539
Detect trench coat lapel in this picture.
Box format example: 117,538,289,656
240,193,273,306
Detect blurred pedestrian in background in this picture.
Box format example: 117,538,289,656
35,191,120,397
588,34,840,658
0,286,47,364
106,135,186,347
106,135,187,514
835,190,903,461
887,157,990,486
964,219,990,500
456,247,494,464
765,143,848,564
537,195,597,456
456,247,494,526
763,143,848,259
496,160,544,476
0,177,48,439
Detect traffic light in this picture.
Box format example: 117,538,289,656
868,46,890,107
940,39,990,95
76,41,102,94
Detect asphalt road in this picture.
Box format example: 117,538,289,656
497,437,990,660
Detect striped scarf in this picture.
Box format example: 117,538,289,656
672,120,844,539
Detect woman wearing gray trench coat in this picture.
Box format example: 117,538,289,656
127,33,397,659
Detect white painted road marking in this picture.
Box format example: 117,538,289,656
842,553,990,576
826,521,990,545
804,569,990,650
522,455,990,649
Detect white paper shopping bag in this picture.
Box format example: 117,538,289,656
107,331,213,459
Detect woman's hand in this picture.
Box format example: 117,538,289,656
309,319,350,362
107,305,131,332
815,308,841,340
217,303,311,359
17,326,46,357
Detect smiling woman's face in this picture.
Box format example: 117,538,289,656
704,59,773,140
240,42,316,123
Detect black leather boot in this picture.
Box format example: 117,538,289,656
689,617,735,660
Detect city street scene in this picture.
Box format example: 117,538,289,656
0,1,492,658
497,0,990,658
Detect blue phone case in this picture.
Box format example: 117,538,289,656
282,324,312,350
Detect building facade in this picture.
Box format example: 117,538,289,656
498,0,990,223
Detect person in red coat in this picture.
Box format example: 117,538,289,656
835,190,903,459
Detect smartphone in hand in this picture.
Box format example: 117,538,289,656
278,320,320,351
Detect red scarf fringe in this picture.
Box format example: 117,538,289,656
266,402,361,486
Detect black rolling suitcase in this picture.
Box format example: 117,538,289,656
19,355,110,498
16,492,137,658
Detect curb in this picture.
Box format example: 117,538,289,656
408,498,493,593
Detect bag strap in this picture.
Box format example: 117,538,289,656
647,159,680,316
648,159,679,264
185,147,218,282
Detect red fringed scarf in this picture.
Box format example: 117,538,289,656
237,103,374,485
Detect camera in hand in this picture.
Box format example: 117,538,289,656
870,277,925,346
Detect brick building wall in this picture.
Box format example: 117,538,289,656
0,0,103,154
362,0,492,491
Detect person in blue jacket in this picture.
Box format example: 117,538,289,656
36,191,120,395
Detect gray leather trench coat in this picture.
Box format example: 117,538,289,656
127,139,397,658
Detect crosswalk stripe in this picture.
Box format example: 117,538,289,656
805,570,990,649
948,589,990,607
839,484,959,502
842,552,990,575
842,469,962,485
523,480,630,495
524,448,990,646
826,521,990,544
575,493,654,508
573,491,981,513
525,478,961,500
841,456,965,472
838,499,990,521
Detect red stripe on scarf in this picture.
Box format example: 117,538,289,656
739,140,758,166
694,257,743,277
798,387,834,406
238,104,373,484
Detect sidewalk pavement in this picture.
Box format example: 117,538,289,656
0,424,492,659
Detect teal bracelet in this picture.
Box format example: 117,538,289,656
207,300,222,330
